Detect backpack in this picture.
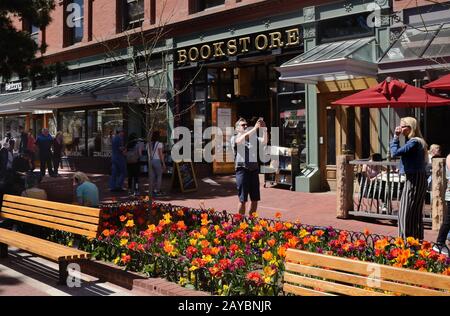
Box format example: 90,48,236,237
126,145,139,164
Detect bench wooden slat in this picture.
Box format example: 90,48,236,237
0,236,89,260
283,283,335,296
0,195,101,285
285,262,447,296
2,201,100,224
0,229,90,260
1,213,97,238
284,272,387,296
2,207,99,232
286,249,450,291
2,239,88,260
3,195,100,217
0,230,88,261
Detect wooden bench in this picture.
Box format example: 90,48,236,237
0,194,101,285
284,248,450,296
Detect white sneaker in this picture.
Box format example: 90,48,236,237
432,245,449,256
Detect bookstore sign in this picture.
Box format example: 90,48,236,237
177,27,302,66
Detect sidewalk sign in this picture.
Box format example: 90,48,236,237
171,160,198,193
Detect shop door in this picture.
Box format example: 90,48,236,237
318,92,355,191
211,102,237,174
319,93,378,191
34,115,44,136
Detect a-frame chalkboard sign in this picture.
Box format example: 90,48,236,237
171,160,198,193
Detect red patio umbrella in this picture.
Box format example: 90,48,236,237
332,77,450,157
332,77,450,108
423,74,450,90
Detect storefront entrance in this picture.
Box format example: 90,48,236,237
317,78,379,191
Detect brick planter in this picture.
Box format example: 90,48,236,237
38,176,73,203
79,260,210,296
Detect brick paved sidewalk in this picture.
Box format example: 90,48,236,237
78,171,438,242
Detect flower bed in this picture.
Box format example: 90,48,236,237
68,199,450,296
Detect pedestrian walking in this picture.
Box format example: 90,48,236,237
0,139,15,179
390,117,428,240
52,131,64,175
149,131,166,196
27,129,36,171
18,126,28,154
35,128,55,177
231,117,268,215
109,128,127,192
432,153,450,256
126,133,144,195
2,132,12,148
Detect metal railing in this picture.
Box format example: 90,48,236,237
349,160,432,223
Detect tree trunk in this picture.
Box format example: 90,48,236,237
432,158,446,231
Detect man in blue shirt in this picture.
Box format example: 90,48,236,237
109,128,127,192
73,172,99,207
35,128,55,177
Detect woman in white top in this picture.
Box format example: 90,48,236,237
149,131,166,195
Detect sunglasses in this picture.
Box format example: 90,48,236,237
400,125,410,129
240,123,248,127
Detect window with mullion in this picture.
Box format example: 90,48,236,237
124,0,144,30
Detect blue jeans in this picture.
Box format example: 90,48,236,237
110,159,127,190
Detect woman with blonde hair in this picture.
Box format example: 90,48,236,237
390,117,428,240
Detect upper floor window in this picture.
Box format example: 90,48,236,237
318,13,373,43
23,20,40,44
123,0,144,30
189,0,225,14
66,0,84,45
30,24,40,44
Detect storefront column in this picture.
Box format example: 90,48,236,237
376,2,392,158
295,18,321,192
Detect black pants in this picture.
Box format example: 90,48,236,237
437,201,450,244
127,163,140,192
398,172,427,240
53,154,61,174
40,154,54,176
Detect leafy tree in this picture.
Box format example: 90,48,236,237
0,0,55,80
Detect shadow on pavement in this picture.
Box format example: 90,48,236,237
85,174,239,204
2,251,118,296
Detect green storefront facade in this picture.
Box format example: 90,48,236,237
172,0,392,192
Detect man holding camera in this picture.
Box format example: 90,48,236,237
231,117,268,215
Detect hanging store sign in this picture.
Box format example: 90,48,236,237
5,82,23,92
177,28,301,66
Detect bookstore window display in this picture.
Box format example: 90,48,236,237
263,91,305,190
60,111,86,156
5,115,26,140
87,108,123,157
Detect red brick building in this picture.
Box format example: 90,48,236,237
5,0,447,194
